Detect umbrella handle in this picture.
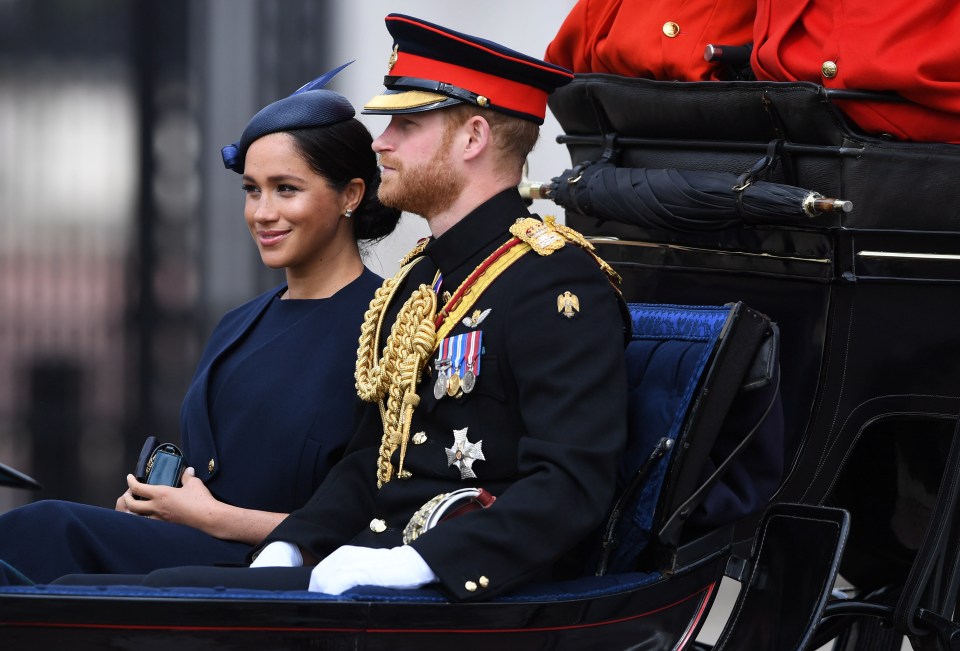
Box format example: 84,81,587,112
802,193,854,216
518,179,552,201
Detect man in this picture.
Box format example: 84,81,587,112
89,14,629,602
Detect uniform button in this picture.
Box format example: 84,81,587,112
370,518,387,533
412,432,427,445
821,61,838,79
464,580,478,592
207,459,215,473
478,576,490,588
662,21,680,37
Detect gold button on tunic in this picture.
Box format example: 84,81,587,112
662,22,680,37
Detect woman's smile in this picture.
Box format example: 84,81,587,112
257,229,291,246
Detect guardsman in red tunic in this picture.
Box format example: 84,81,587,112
545,0,756,81
752,0,960,142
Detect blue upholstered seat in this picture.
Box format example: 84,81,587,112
0,302,782,609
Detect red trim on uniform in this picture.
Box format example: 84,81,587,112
392,53,548,120
387,15,574,80
435,237,523,328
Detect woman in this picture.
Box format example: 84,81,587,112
0,66,400,584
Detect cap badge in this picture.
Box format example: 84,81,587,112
388,44,399,73
446,427,485,480
557,291,580,319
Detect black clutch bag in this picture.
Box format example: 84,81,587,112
134,436,185,488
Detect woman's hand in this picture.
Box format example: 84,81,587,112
115,490,133,513
118,468,288,545
122,468,221,531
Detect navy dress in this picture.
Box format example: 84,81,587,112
0,269,380,583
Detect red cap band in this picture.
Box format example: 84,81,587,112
392,51,549,120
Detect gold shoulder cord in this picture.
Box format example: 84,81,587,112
539,215,622,286
355,251,438,488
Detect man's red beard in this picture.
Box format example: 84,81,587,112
377,133,466,218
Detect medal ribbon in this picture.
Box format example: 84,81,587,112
466,330,481,375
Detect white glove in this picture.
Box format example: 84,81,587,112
309,545,438,594
250,541,303,568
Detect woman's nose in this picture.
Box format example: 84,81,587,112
252,196,277,221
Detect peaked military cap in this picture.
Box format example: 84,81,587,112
363,14,574,125
221,62,355,174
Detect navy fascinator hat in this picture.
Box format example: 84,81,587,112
221,61,356,173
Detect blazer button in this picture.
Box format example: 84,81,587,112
370,518,387,533
662,21,680,37
464,580,478,592
478,576,490,588
207,459,215,473
821,61,838,79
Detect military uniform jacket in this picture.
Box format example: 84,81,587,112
261,189,629,601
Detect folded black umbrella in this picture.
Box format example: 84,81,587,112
543,161,851,232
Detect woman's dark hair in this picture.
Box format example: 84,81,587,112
287,119,400,242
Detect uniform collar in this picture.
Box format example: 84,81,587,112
425,188,531,277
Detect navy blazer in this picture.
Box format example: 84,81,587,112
181,269,382,512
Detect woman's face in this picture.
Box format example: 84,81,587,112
241,132,353,273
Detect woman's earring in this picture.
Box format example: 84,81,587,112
344,209,353,218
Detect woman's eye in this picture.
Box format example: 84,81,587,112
241,183,259,195
277,184,299,194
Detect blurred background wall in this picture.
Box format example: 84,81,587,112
0,0,575,511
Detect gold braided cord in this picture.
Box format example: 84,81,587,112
355,257,424,402
543,215,622,285
354,254,439,488
372,284,437,487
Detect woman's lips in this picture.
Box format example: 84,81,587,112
258,230,290,246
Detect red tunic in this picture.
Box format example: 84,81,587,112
545,0,755,81
752,0,960,142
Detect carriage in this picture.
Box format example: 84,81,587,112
1,74,958,651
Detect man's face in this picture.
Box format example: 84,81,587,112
373,111,466,219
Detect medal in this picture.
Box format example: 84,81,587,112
445,427,485,480
447,371,461,396
462,331,482,394
434,359,450,399
462,360,476,394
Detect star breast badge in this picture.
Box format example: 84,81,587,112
445,427,485,480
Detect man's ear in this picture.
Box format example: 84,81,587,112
461,115,491,162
